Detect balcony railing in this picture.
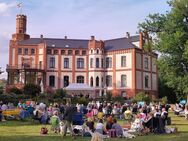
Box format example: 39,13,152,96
7,64,44,70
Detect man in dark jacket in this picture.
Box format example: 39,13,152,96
63,102,77,137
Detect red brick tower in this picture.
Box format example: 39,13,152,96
12,15,30,41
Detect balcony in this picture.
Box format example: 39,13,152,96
6,64,45,72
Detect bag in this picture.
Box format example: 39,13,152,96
108,129,116,138
40,127,48,134
166,117,171,125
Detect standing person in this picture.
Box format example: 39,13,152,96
63,102,76,138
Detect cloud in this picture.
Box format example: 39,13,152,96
0,2,17,16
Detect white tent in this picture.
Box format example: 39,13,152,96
64,83,95,98
65,83,94,91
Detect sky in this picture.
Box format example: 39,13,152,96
0,0,170,79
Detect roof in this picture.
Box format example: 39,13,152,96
104,38,137,51
65,83,94,90
18,36,140,51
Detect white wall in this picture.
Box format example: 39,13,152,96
116,70,132,89
116,53,132,69
136,71,142,89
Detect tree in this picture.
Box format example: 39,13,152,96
139,0,188,100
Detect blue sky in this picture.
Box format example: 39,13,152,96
0,0,170,78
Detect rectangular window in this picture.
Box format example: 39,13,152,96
121,56,126,67
24,48,28,55
54,50,58,55
49,57,55,68
49,75,55,87
144,57,149,69
31,49,35,55
18,48,22,55
64,76,69,87
77,58,84,69
90,58,93,68
106,75,112,87
101,59,104,68
96,58,99,68
64,58,69,68
68,50,72,55
106,57,112,68
47,49,52,54
121,75,127,87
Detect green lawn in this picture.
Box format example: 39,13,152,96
0,113,188,141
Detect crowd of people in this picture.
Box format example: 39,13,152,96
0,100,177,139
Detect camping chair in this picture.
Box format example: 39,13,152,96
72,112,85,136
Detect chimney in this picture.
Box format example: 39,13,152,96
40,34,43,39
64,36,67,39
126,32,130,38
139,32,143,50
91,36,95,40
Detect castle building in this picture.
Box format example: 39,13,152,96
6,15,158,98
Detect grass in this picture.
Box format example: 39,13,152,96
0,113,188,141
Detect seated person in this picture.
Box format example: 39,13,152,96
112,119,123,137
143,113,154,132
95,119,106,135
106,116,113,131
86,117,95,132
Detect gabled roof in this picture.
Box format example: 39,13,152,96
18,36,140,51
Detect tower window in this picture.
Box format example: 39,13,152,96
96,58,99,68
90,58,93,68
96,49,99,54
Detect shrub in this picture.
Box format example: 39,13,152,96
133,92,151,104
9,87,22,94
161,96,168,104
23,84,41,97
54,89,67,99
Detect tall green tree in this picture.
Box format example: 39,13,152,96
139,0,188,100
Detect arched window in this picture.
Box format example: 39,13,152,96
145,75,149,88
90,77,93,87
49,75,55,87
64,76,69,87
75,50,79,55
96,49,99,54
90,50,93,54
77,76,84,83
96,76,99,87
121,75,127,87
106,75,112,87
